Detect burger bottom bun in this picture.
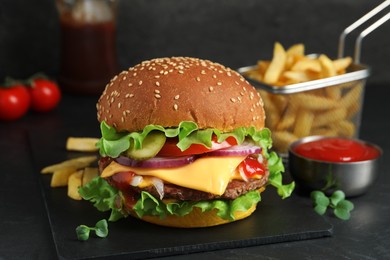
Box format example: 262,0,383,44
130,204,257,228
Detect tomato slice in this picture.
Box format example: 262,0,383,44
238,156,265,178
157,136,237,157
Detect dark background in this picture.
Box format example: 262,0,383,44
1,1,390,259
0,0,389,88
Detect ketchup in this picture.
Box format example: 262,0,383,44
58,7,118,95
107,172,138,209
293,137,380,163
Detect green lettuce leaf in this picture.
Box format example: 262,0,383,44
78,176,126,221
83,121,295,222
80,177,262,222
96,121,273,158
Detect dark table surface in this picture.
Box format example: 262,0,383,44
1,81,389,259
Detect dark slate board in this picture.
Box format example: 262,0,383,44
29,131,332,260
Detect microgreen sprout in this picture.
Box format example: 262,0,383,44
76,219,108,241
310,190,354,220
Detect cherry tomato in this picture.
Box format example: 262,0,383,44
238,156,265,178
0,85,30,121
29,79,61,112
157,136,237,157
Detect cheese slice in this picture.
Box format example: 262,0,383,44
101,156,247,195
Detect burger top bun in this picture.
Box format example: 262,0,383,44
97,57,265,132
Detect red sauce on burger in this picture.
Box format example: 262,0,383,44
293,137,380,163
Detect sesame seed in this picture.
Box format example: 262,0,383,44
128,83,133,87
227,72,232,77
121,117,124,123
122,111,126,116
235,81,240,85
155,94,161,99
174,95,180,100
209,86,214,92
178,70,184,74
154,89,160,94
155,75,160,78
122,76,127,80
196,77,201,82
230,98,236,103
250,108,254,112
118,103,122,108
139,80,143,85
213,75,217,79
160,70,164,74
164,71,168,75
237,96,242,102
201,70,206,75
155,82,160,87
173,104,178,110
217,82,222,86
133,73,137,77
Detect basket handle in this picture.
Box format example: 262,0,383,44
338,0,390,63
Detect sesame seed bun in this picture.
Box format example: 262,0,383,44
97,57,265,132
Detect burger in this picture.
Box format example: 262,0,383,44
80,57,294,228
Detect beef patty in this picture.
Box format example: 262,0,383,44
133,173,269,201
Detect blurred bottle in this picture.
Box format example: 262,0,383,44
56,0,118,95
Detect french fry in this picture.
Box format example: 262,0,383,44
285,44,305,69
312,107,347,128
311,127,338,137
68,170,83,200
286,43,305,56
289,93,337,110
41,155,97,174
340,84,363,108
276,105,297,131
66,137,99,152
347,101,361,119
293,109,314,138
291,58,321,73
257,60,270,76
272,131,297,153
283,71,312,83
333,57,352,73
325,86,342,100
318,54,336,78
263,42,287,84
270,94,288,115
82,167,99,186
51,167,78,187
335,120,355,137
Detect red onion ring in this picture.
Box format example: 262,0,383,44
207,143,262,156
114,155,196,168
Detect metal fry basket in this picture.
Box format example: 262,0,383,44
238,0,390,157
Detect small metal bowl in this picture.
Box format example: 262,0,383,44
288,136,382,197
